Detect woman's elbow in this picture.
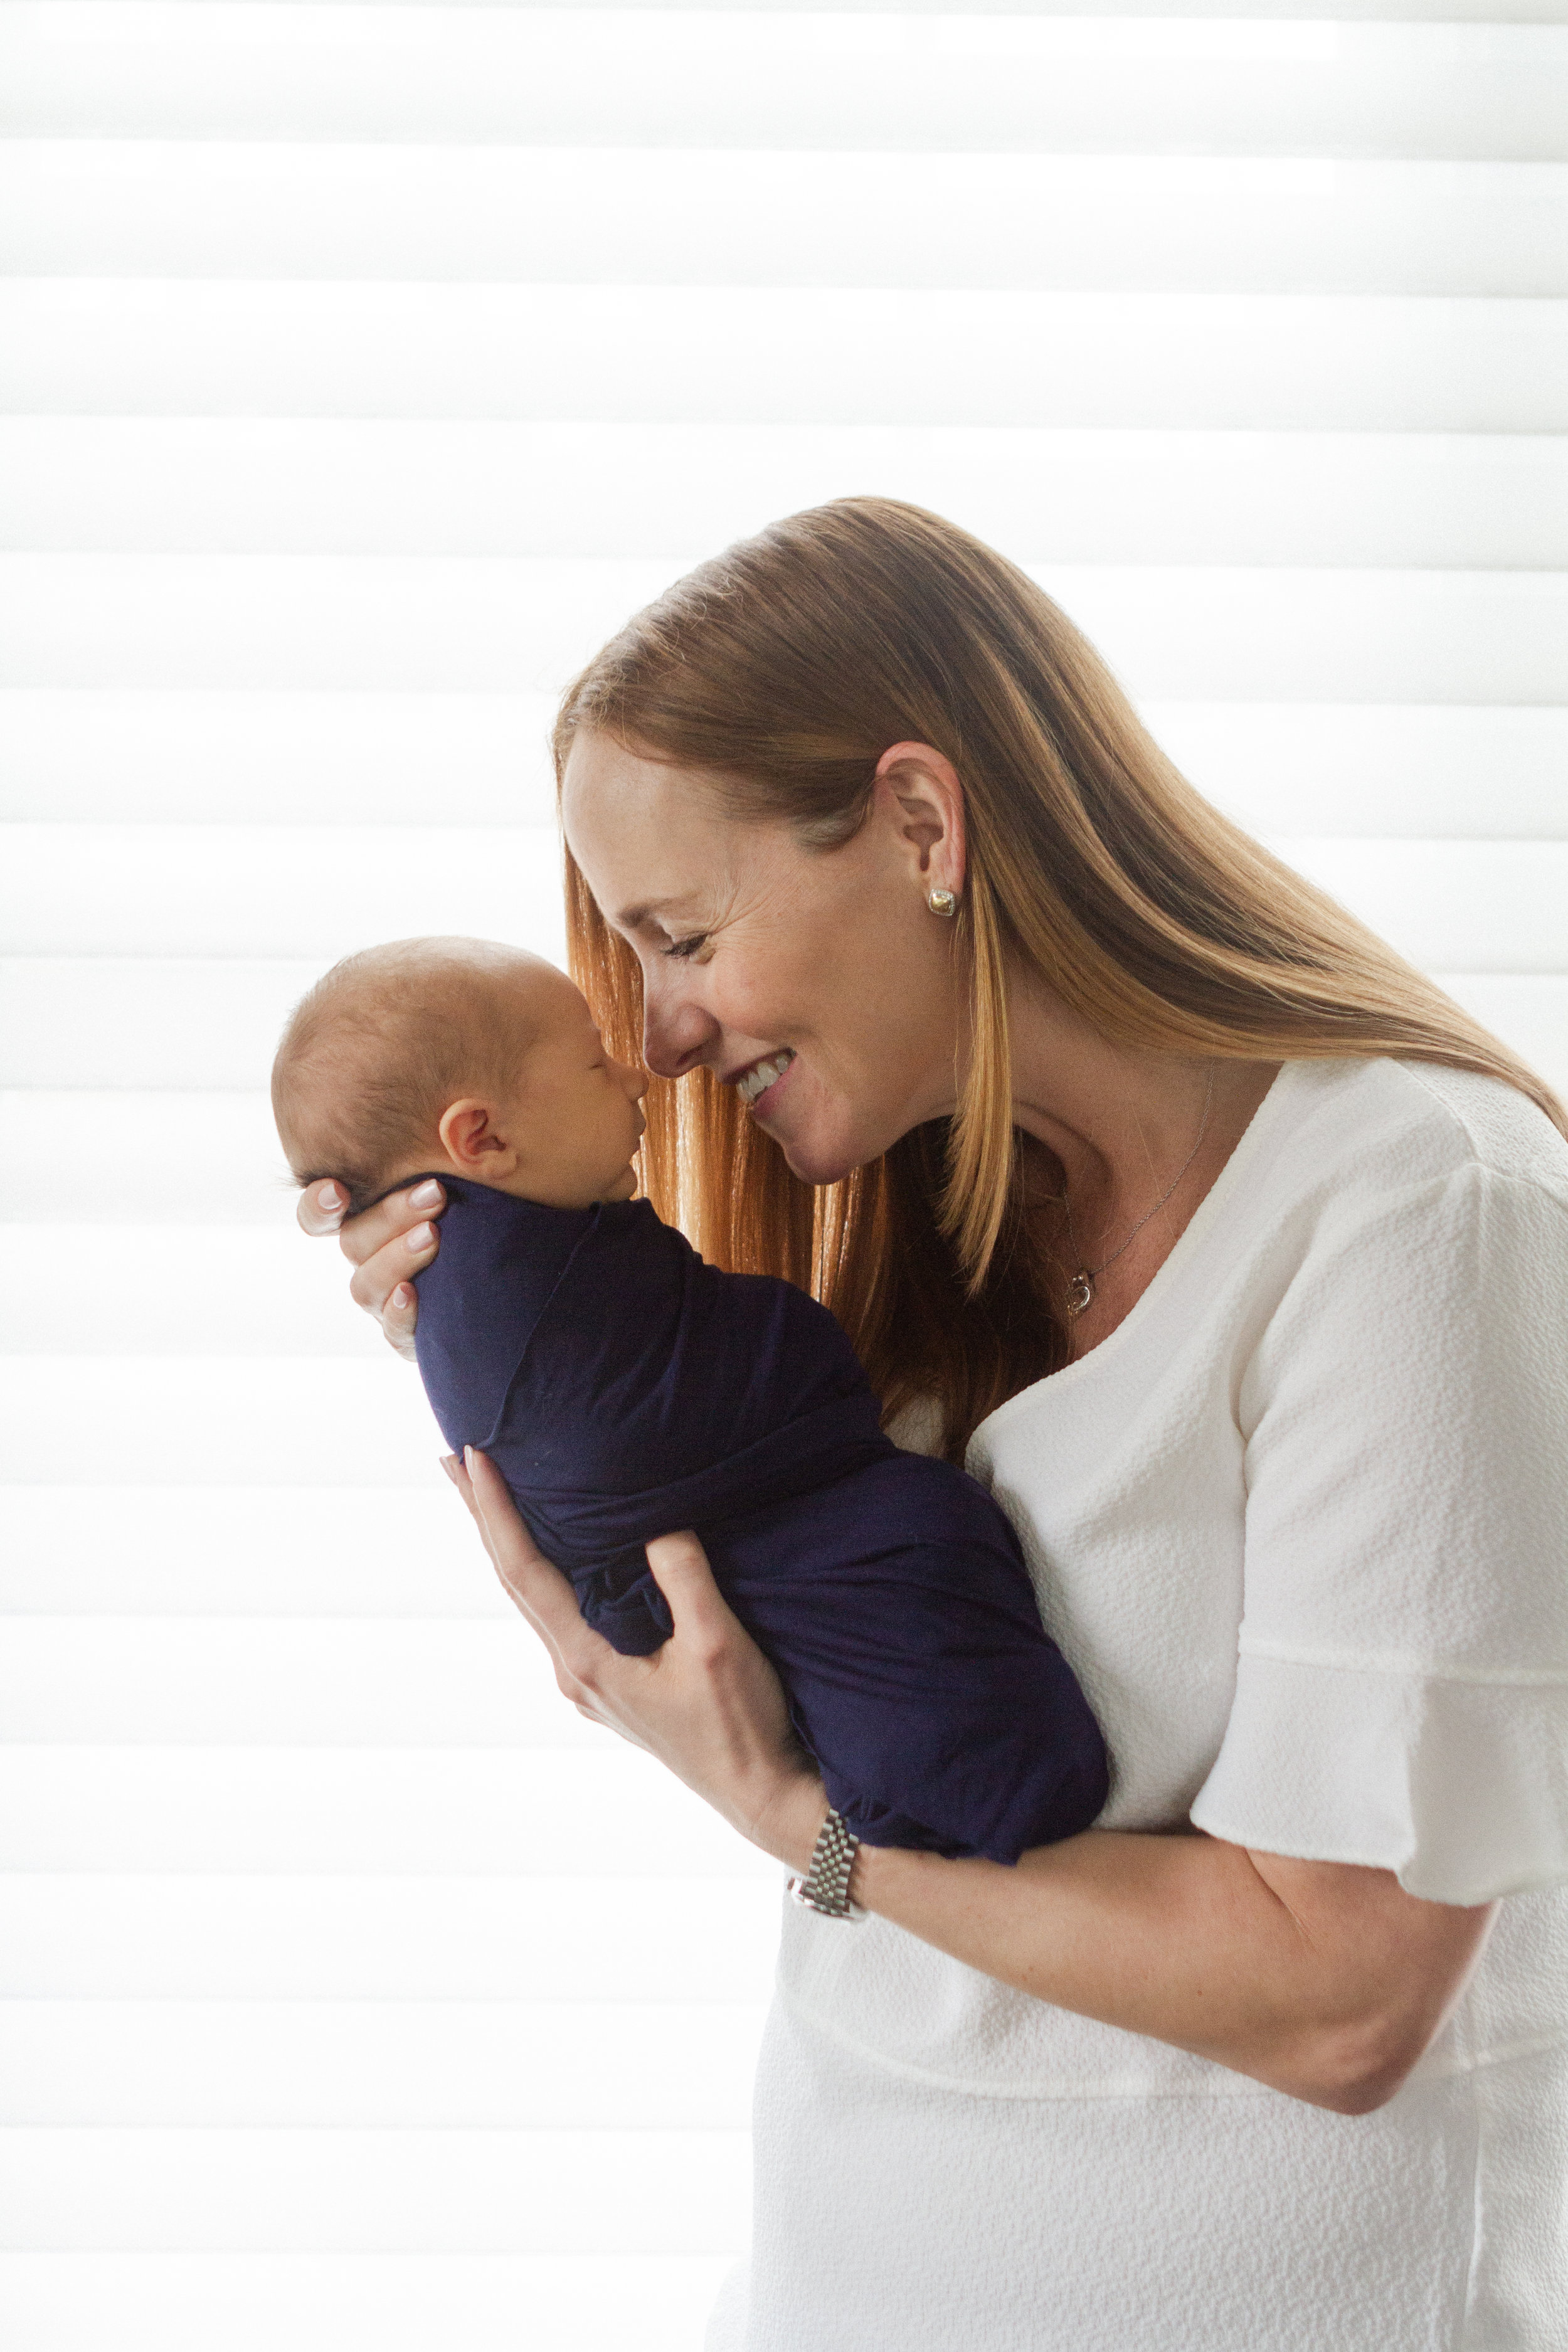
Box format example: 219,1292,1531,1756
1238,1860,1495,2117
1273,2011,1435,2117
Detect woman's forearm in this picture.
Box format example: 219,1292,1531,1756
677,1704,1491,2119
842,1826,1493,2115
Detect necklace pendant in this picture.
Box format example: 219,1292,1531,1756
1066,1271,1094,1319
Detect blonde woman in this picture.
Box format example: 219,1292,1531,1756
304,502,1568,2349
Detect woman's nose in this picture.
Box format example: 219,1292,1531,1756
643,973,719,1079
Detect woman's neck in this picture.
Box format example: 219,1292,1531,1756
1005,981,1279,1353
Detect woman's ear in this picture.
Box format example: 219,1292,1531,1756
871,741,968,900
437,1098,517,1175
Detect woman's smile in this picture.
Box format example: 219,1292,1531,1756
735,1047,797,1111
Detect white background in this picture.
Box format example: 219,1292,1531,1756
1,3,1565,2346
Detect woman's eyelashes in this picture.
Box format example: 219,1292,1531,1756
663,932,712,961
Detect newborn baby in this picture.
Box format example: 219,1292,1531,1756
273,936,1108,1862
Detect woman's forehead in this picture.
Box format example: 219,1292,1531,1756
562,733,741,908
564,731,694,837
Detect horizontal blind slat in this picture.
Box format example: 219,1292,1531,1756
0,1353,476,1483
1,2000,769,2129
0,2252,740,2352
5,1228,407,1356
19,0,1560,17
6,696,1566,837
5,146,1565,294
0,1874,781,1998
6,418,1567,569
0,1616,622,1744
0,691,561,825
6,10,1565,157
0,958,425,1088
0,1744,783,1873
0,1092,322,1222
0,824,566,958
4,557,1565,699
0,2130,752,2253
7,283,1564,432
0,1487,516,1613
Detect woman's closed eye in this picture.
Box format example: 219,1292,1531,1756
663,933,712,961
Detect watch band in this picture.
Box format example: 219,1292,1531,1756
788,1808,862,1920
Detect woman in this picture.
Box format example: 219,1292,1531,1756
301,501,1568,2348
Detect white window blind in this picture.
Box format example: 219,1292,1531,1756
1,5,1564,2347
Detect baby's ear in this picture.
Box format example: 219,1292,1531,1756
438,1098,512,1170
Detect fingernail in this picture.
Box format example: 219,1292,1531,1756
406,1223,435,1252
410,1180,443,1209
438,1454,458,1483
317,1182,344,1214
391,1283,413,1311
464,1445,477,1474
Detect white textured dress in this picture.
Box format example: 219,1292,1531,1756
709,1057,1568,2352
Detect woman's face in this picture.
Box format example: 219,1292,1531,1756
561,729,967,1187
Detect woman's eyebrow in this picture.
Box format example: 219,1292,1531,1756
613,894,692,930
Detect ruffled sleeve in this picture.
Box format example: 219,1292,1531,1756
1190,1144,1568,1904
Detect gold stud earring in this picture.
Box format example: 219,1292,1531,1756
927,887,958,918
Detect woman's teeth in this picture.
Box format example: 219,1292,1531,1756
738,1050,795,1107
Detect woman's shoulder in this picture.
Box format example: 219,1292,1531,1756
1263,1055,1568,1219
1236,1057,1568,1395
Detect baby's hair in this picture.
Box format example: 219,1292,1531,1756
272,936,548,1215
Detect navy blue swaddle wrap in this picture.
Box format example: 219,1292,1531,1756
414,1178,1108,1862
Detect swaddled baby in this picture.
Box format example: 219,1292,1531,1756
273,936,1108,1861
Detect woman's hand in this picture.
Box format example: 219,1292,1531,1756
445,1444,827,1870
296,1175,447,1362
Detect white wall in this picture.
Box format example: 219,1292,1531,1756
2,4,1565,2347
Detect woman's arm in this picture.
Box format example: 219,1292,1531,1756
452,1448,1493,2119
849,1824,1493,2117
296,1174,446,1362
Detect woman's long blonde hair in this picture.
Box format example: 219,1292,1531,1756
554,497,1562,1459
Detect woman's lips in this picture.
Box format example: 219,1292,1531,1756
736,1047,797,1111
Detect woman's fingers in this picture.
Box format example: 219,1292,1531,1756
381,1281,420,1363
340,1178,446,1273
439,1473,812,1851
296,1173,444,1356
441,1451,595,1700
644,1529,739,1657
296,1180,346,1237
340,1183,445,1357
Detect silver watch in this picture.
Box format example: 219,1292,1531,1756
788,1808,863,1920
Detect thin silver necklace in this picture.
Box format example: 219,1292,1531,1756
1061,1067,1216,1320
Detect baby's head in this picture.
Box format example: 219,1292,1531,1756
272,936,647,1216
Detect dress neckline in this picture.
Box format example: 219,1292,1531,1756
971,1057,1307,1450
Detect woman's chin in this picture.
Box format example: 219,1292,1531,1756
765,1115,874,1190
750,1067,897,1186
